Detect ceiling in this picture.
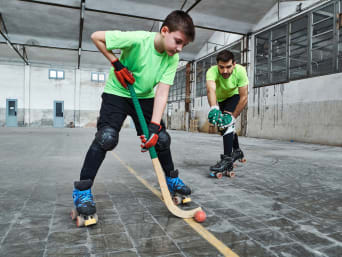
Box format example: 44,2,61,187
0,0,278,68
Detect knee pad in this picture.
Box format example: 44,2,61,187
95,126,118,151
155,130,171,152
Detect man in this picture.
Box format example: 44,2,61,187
206,50,248,178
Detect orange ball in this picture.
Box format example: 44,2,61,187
194,210,206,223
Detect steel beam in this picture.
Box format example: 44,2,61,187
0,30,29,65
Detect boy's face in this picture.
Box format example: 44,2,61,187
161,26,190,56
217,60,236,79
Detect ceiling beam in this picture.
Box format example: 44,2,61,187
185,0,202,13
0,30,29,65
77,0,85,69
18,0,245,35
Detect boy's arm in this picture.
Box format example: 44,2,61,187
151,83,170,124
91,31,118,63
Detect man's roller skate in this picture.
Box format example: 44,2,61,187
232,148,246,163
71,179,98,227
166,169,191,205
209,154,235,179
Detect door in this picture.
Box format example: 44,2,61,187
53,101,64,128
6,99,18,127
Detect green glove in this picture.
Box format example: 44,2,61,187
218,113,235,128
208,106,222,125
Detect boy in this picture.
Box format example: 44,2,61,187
72,10,195,217
206,50,248,177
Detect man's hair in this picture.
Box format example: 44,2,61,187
216,50,235,63
161,10,195,42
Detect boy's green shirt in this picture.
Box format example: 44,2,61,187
104,31,179,99
206,64,249,102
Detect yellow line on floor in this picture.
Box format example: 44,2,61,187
112,152,239,257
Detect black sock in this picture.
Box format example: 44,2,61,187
157,148,174,177
233,133,240,150
80,140,106,182
223,132,234,156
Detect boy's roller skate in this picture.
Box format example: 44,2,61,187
209,154,235,179
71,179,98,227
166,169,191,205
232,148,246,164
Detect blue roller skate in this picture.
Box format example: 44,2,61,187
166,169,192,205
71,179,98,227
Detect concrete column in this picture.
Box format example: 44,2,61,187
24,64,30,126
75,69,81,127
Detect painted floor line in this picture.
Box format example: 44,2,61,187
112,152,239,257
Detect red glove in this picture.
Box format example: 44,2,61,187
111,59,135,88
140,122,162,152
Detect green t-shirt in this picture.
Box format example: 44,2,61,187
104,31,179,99
206,64,249,102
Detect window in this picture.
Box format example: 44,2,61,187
254,1,341,87
255,31,270,86
91,72,106,82
168,67,186,102
49,69,65,80
289,16,308,79
311,4,335,75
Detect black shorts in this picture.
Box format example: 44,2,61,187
218,94,240,113
97,93,165,135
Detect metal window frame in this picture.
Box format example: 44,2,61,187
254,0,340,88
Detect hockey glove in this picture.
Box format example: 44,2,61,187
140,122,162,152
208,106,222,125
111,59,135,89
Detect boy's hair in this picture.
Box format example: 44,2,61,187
216,50,235,63
161,10,195,42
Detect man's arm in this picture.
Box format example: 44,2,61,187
206,80,217,107
151,82,170,124
231,85,248,118
91,31,118,63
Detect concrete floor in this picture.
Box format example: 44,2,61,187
0,127,341,257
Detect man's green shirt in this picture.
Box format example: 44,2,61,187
206,64,249,102
104,31,179,99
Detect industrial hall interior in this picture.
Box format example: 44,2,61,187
0,0,342,257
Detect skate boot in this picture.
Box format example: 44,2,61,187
166,169,192,205
209,154,235,179
232,148,246,163
71,179,98,227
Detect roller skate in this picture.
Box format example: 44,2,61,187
71,179,98,227
166,169,192,205
232,148,246,163
209,154,235,179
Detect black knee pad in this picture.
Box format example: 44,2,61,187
155,130,171,152
95,126,118,151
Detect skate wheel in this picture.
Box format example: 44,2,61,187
173,196,182,205
182,197,191,204
240,158,246,163
71,209,78,220
76,215,85,227
227,171,235,178
216,172,223,179
209,171,216,177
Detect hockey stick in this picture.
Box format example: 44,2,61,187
127,84,202,219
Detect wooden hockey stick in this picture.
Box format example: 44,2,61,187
128,84,202,219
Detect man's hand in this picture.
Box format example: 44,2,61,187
208,106,222,125
111,59,135,88
140,122,162,152
218,113,236,128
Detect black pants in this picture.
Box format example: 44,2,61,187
80,93,174,181
218,94,241,155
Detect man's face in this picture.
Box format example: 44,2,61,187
161,27,189,56
218,60,236,79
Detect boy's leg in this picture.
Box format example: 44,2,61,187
128,98,191,196
74,93,127,216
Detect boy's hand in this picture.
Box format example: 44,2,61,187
111,59,135,88
208,106,222,125
140,122,162,152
